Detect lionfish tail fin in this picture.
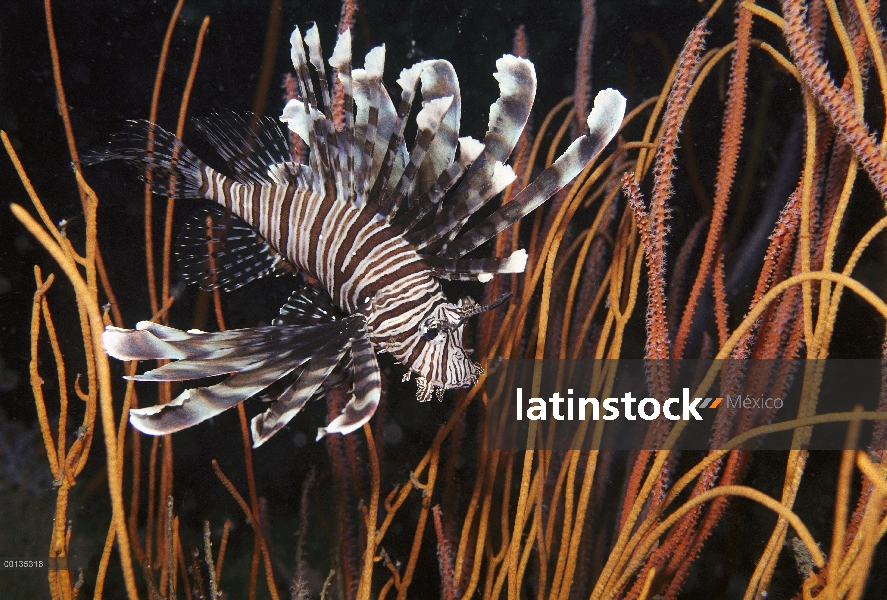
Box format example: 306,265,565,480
82,120,206,199
444,88,627,258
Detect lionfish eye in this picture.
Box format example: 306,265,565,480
420,318,444,342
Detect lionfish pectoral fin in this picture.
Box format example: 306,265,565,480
127,351,307,435
444,88,627,258
421,249,527,281
250,328,356,447
107,319,362,437
129,385,244,436
103,322,195,361
316,335,381,439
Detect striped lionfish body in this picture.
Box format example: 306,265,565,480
88,24,625,446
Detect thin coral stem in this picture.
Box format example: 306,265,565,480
251,0,284,118
555,449,601,600
574,0,597,134
831,413,864,581
624,173,670,363
43,0,88,210
607,410,887,599
2,133,64,247
29,268,60,480
849,0,887,135
211,460,281,600
39,292,70,481
459,450,501,599
144,0,186,317
161,15,210,317
611,485,824,595
11,204,139,599
395,446,439,600
504,426,537,598
432,506,458,600
357,424,381,600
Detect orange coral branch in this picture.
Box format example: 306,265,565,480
251,0,284,118
11,203,139,599
211,460,281,600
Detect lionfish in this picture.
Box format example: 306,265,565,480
88,24,625,446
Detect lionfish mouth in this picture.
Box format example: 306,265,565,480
415,360,484,401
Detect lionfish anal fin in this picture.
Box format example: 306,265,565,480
177,204,293,292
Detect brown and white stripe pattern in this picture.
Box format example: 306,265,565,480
88,23,625,445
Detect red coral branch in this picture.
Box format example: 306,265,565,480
573,0,597,136
432,505,458,600
782,0,887,200
673,2,753,359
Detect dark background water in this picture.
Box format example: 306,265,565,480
2,0,886,598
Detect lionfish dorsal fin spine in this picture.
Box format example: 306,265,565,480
304,24,333,119
287,25,338,182
289,27,317,109
280,101,318,149
366,62,422,211
329,28,355,200
478,55,537,165
409,55,535,252
444,88,627,258
352,45,386,206
384,94,454,220
399,136,484,228
415,60,462,201
404,160,516,250
421,249,528,281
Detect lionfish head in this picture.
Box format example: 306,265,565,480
404,294,510,400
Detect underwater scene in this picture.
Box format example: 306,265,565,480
2,0,887,598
